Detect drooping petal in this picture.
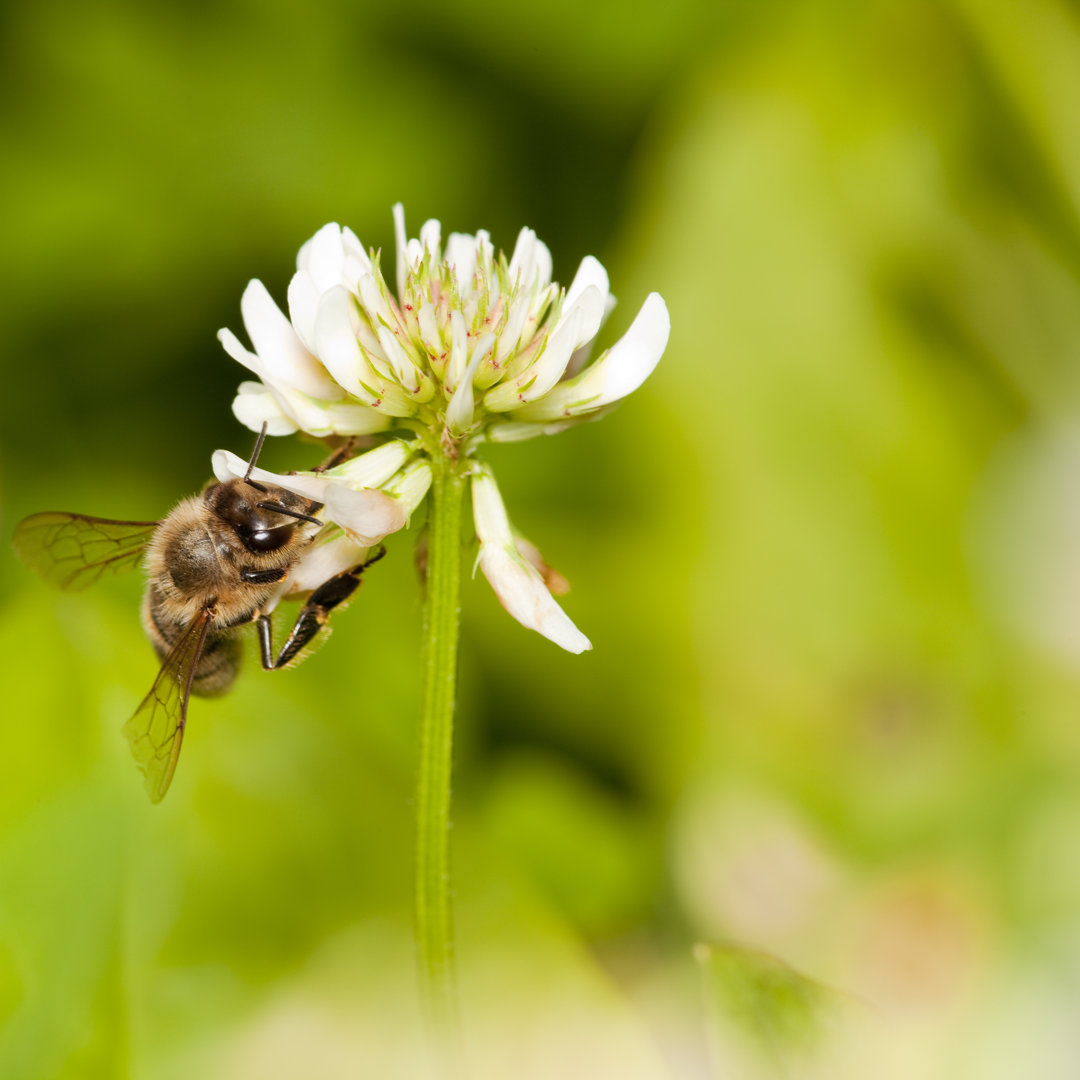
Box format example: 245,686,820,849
513,292,670,421
478,545,592,654
471,469,591,653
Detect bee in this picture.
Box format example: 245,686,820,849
13,426,388,803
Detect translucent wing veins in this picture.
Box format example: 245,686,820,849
122,607,214,803
13,512,159,591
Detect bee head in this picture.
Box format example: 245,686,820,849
207,480,322,555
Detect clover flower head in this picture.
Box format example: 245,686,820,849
216,206,670,650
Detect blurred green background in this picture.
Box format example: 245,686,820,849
4,0,1080,1076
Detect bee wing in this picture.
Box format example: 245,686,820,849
13,512,159,591
122,607,213,804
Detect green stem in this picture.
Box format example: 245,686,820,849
416,449,467,1045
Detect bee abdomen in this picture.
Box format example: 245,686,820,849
191,633,242,698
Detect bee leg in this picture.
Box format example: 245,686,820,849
256,612,276,671
310,437,359,473
242,566,289,584
266,547,387,670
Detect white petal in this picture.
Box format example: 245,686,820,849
376,324,424,393
319,402,394,435
305,223,346,293
231,382,299,436
478,546,591,653
382,460,433,518
447,311,468,391
495,294,532,364
565,290,617,379
415,301,441,353
475,229,494,277
565,256,609,314
472,468,512,544
485,418,585,442
286,534,373,595
219,327,267,380
533,239,552,289
340,226,372,284
508,227,538,285
240,279,342,399
483,301,592,412
221,340,332,436
419,218,442,263
404,238,424,276
328,439,416,489
445,332,495,435
287,270,321,352
529,304,589,394
298,222,370,292
514,293,670,420
321,485,408,545
445,232,477,289
470,469,591,653
314,286,376,399
393,203,408,300
357,273,394,331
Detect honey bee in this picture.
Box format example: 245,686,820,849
14,427,387,803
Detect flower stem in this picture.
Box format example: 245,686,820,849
416,449,467,1047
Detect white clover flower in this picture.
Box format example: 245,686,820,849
216,206,670,650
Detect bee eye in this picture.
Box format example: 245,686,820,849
243,526,294,553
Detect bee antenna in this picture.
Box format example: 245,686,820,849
256,501,324,527
244,423,270,493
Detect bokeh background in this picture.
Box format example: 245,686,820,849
4,0,1080,1076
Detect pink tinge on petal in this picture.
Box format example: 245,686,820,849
479,544,591,654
